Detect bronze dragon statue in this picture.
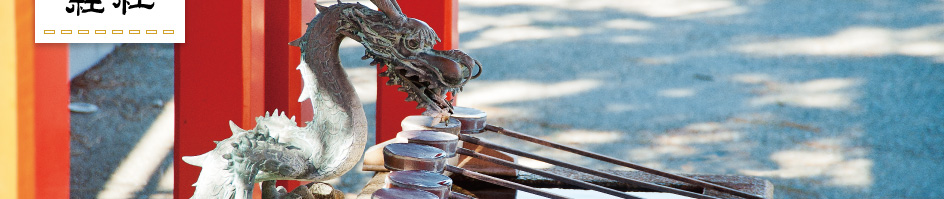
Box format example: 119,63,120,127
182,0,482,198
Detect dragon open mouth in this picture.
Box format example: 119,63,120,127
372,49,482,116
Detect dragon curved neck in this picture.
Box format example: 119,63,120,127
295,5,368,181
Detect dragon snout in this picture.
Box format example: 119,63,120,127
423,49,483,87
417,53,464,86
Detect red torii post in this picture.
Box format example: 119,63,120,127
174,0,270,197
174,0,457,197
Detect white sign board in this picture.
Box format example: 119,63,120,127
35,0,184,43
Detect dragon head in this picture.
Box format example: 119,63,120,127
337,0,483,118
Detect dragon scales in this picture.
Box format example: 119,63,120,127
182,0,483,198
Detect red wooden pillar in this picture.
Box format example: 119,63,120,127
264,0,303,121
30,44,71,199
0,0,71,197
263,0,306,192
376,0,460,144
174,0,267,197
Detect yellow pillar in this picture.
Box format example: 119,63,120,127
0,0,20,197
1,0,36,197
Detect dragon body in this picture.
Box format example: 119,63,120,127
183,1,482,198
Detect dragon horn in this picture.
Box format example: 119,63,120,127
371,0,405,22
229,120,247,135
182,152,211,167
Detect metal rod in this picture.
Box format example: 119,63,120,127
449,191,476,199
460,134,719,199
457,148,642,199
445,165,570,199
484,125,764,199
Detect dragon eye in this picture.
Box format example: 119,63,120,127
405,38,420,49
